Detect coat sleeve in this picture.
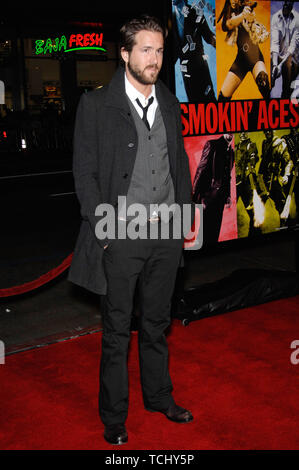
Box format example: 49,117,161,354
192,140,212,202
175,102,195,229
198,15,216,48
72,91,106,248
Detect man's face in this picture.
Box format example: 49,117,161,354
290,127,298,136
172,0,184,6
240,132,248,141
264,130,273,141
122,30,164,86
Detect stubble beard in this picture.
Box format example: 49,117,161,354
127,60,160,85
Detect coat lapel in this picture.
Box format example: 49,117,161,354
104,67,134,127
156,81,178,178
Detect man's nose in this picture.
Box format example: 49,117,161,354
150,51,159,64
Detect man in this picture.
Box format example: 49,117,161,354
235,132,260,236
172,0,216,102
68,16,194,446
281,127,298,222
258,129,293,214
235,132,259,210
282,127,299,166
271,1,299,98
192,134,234,246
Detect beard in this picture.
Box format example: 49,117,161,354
127,60,160,85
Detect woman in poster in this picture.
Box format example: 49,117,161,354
217,0,270,100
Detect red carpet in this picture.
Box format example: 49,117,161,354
1,295,299,450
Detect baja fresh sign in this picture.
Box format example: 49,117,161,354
35,33,106,54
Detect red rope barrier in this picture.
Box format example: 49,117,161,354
0,253,73,298
0,211,200,298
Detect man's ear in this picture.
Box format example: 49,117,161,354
120,47,129,64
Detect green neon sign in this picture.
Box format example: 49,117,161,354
35,33,106,55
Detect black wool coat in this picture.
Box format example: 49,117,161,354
68,66,193,295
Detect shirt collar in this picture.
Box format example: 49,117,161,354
124,72,156,107
278,10,295,21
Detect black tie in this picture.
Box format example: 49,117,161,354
136,96,154,130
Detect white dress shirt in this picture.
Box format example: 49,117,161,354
124,72,158,129
271,8,299,64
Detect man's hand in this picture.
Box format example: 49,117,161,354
271,64,281,87
242,6,255,22
279,175,289,185
277,62,283,77
225,197,232,208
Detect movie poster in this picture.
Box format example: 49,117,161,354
172,0,299,246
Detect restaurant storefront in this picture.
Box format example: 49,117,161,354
0,16,120,154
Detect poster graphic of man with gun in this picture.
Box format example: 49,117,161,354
270,1,299,99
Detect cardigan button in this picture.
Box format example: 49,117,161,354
128,142,134,148
123,173,128,178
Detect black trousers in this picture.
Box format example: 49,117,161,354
99,222,184,426
202,196,226,246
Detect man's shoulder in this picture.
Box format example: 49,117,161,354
202,138,213,154
156,78,179,107
76,85,111,115
272,9,282,19
271,9,282,25
82,85,108,103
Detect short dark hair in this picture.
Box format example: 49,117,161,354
120,15,167,53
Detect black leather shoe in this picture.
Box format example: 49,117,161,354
104,423,128,445
147,402,193,423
